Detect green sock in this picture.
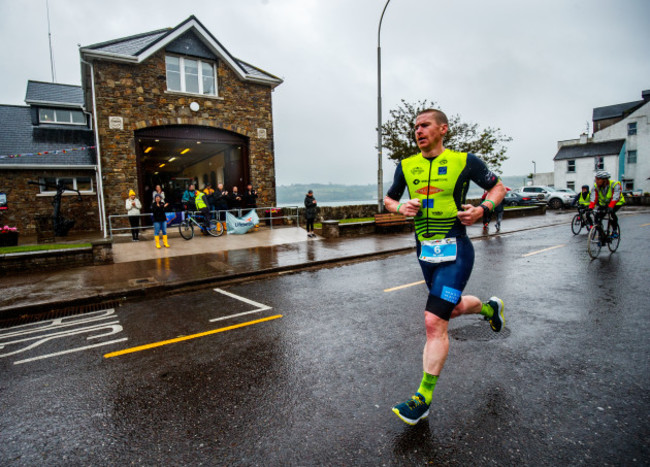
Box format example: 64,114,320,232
416,372,439,404
480,302,494,318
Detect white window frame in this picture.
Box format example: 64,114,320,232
37,176,94,194
594,156,604,171
627,122,637,136
165,55,218,97
39,108,86,126
627,150,637,163
567,160,575,173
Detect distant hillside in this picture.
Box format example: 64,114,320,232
277,176,530,205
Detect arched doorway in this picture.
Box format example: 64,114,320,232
134,125,249,209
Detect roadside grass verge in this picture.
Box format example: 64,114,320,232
0,243,91,254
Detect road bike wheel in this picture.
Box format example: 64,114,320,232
607,224,620,253
587,226,602,259
179,220,194,240
206,219,224,237
571,214,583,235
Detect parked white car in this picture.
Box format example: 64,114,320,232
515,186,575,209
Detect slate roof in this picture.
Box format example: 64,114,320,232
82,28,170,57
80,15,282,87
592,100,645,121
25,81,85,107
0,105,95,167
553,139,625,161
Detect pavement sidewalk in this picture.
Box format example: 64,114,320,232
0,209,621,318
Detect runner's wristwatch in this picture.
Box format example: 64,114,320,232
480,204,490,215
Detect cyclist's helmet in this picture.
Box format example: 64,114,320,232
595,171,610,179
581,185,589,190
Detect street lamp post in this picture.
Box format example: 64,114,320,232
532,160,536,174
377,0,391,213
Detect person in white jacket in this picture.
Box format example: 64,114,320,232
125,189,142,241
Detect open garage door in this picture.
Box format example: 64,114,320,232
135,125,249,209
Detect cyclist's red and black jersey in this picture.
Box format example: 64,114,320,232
386,150,499,239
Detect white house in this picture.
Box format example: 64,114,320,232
554,90,649,194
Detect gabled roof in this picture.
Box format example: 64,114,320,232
80,15,282,88
25,81,85,108
592,100,645,121
553,139,625,161
0,105,95,167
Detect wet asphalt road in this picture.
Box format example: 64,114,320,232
1,214,649,466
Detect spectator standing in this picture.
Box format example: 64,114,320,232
151,193,170,248
152,184,165,203
182,184,198,211
203,183,216,212
243,184,259,209
125,189,142,241
228,186,243,213
214,183,229,220
304,190,317,237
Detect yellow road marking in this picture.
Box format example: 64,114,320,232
641,223,650,227
104,314,282,358
522,244,566,257
384,280,425,293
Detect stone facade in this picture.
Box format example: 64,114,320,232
92,48,277,218
0,169,99,236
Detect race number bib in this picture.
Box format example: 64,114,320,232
419,238,457,263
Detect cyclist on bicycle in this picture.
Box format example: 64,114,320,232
573,184,593,228
588,171,625,237
194,190,211,231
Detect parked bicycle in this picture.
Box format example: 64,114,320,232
587,208,620,259
179,210,224,239
571,207,593,235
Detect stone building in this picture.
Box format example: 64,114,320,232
0,15,282,237
0,81,99,236
554,89,649,194
80,15,282,230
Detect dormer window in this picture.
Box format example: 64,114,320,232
165,55,217,96
39,107,86,125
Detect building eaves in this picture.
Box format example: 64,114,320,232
80,16,282,88
25,80,85,108
553,139,625,161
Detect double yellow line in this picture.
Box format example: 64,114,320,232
104,314,282,358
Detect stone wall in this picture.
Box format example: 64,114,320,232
0,169,99,236
92,48,277,219
0,239,113,275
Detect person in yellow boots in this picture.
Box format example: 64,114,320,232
151,193,170,249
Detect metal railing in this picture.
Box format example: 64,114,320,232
108,205,300,239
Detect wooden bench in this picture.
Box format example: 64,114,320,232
374,213,409,232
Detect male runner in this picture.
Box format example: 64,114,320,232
384,108,506,425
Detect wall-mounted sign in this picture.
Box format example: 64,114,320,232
190,102,200,112
108,116,124,130
257,128,267,139
0,192,7,210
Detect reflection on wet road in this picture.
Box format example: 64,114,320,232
1,214,649,465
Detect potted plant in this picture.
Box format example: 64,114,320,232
0,225,19,247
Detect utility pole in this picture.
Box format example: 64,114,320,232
376,0,391,213
47,0,56,82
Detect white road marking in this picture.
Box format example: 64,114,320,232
210,288,272,322
14,338,128,365
0,309,127,365
522,244,566,257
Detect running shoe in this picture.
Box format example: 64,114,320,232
485,296,505,332
392,393,430,425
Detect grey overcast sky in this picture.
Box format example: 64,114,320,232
1,0,649,185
